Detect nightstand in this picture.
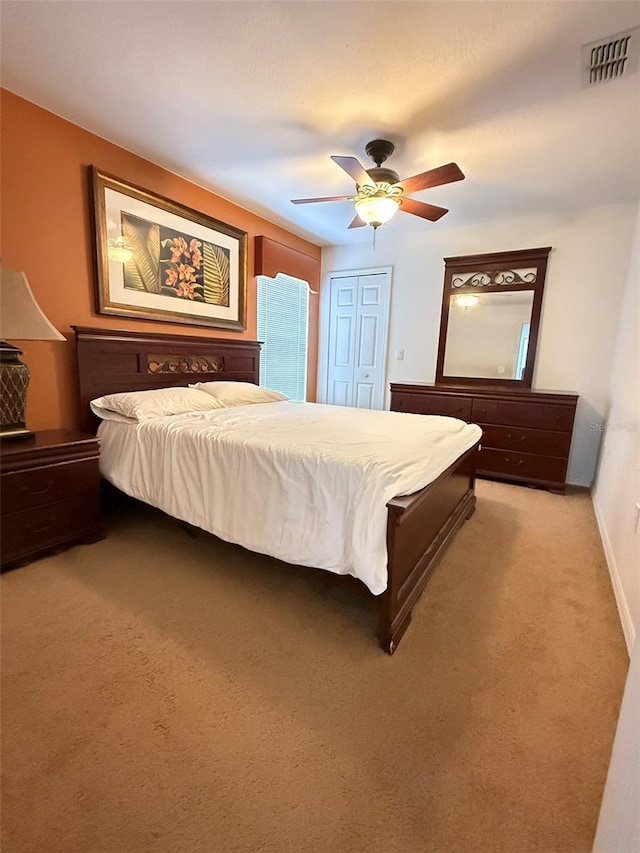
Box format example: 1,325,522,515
1,429,104,570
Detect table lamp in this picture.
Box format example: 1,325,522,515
0,267,65,439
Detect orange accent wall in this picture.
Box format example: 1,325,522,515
0,90,322,431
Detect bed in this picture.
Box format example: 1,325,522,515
75,326,481,654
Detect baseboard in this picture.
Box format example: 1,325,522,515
592,495,636,654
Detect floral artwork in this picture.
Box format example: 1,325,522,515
92,167,246,330
163,235,203,300
121,214,230,306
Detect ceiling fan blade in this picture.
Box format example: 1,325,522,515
400,198,449,221
395,163,465,195
291,195,353,204
330,156,374,188
347,213,366,229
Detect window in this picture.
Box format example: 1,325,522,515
515,322,530,381
257,274,309,402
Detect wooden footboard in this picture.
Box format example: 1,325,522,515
381,441,479,654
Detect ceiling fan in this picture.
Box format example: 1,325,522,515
291,139,465,232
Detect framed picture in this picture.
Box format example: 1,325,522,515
91,167,247,330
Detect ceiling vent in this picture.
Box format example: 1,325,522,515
582,27,640,86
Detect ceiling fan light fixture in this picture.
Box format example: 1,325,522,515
290,139,465,232
454,293,480,309
354,195,400,228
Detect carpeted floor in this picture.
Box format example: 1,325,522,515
1,480,629,853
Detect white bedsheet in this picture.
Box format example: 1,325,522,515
98,401,481,595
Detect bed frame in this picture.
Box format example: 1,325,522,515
74,326,478,655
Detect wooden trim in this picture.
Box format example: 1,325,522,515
390,382,579,404
390,382,578,492
1,430,104,570
254,236,320,286
0,429,100,473
381,443,478,653
443,246,553,269
73,326,261,433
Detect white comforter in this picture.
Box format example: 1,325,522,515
98,402,481,595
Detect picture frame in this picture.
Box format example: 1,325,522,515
90,167,247,330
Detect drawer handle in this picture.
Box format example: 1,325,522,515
506,434,527,442
20,479,55,496
504,457,524,466
26,522,53,534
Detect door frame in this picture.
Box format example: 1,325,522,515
318,266,393,406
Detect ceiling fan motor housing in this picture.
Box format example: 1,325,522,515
364,166,400,187
365,139,396,166
363,141,400,189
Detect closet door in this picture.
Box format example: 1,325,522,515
325,269,390,409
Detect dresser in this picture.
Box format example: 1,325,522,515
390,383,578,491
1,429,104,570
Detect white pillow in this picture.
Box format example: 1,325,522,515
190,381,288,407
90,386,224,422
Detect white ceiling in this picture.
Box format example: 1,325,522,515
2,1,639,247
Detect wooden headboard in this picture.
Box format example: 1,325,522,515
74,326,261,433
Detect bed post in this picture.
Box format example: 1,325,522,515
380,442,479,654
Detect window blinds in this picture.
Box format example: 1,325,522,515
257,274,309,402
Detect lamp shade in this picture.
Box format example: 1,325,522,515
0,268,64,438
0,268,65,341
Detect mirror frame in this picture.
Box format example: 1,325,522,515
435,246,551,389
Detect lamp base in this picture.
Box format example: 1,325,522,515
0,341,31,440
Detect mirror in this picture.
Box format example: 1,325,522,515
436,247,550,388
444,290,534,380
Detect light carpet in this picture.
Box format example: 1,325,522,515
1,480,628,853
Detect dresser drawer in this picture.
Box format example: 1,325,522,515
1,494,102,562
478,447,568,485
1,459,100,514
392,393,472,421
479,424,572,458
471,399,575,431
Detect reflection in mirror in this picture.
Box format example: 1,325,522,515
443,290,534,380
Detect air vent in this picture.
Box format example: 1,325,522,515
582,27,640,86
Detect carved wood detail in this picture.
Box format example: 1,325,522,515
147,354,224,375
451,268,537,289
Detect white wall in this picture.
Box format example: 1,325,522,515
321,202,638,486
590,205,639,853
593,638,640,853
592,204,640,650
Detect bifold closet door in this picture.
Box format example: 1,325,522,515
325,270,390,410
